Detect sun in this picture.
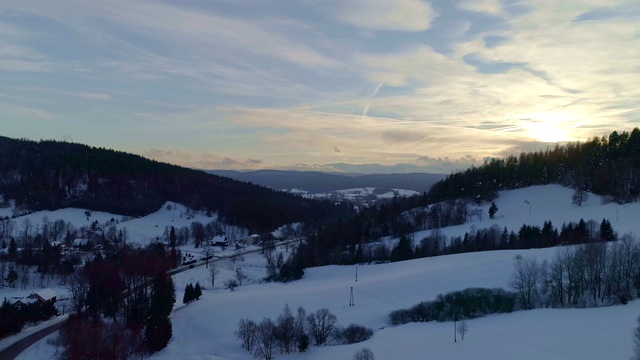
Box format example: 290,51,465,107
523,112,574,143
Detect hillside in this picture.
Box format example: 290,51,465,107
0,136,350,232
427,128,640,204
12,185,640,360
153,185,640,360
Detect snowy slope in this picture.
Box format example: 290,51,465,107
2,202,219,245
14,185,640,360
423,184,634,241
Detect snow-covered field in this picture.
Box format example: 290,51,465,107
12,185,640,359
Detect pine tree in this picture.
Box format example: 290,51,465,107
183,283,194,304
169,226,177,248
145,275,175,353
297,333,310,352
8,239,17,258
194,282,202,300
489,202,498,219
599,219,616,241
391,235,413,262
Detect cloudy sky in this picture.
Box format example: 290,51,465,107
1,0,639,173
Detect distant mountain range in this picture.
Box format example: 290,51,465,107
207,170,445,193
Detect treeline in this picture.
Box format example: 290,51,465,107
428,128,640,204
389,288,517,326
510,235,640,309
285,218,617,273
388,234,640,328
55,243,176,358
287,198,469,270
0,136,351,232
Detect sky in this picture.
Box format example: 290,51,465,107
0,0,639,174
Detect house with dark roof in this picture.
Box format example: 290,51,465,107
28,288,57,303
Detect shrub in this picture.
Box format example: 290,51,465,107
354,348,375,360
225,279,239,291
343,324,374,344
297,333,310,352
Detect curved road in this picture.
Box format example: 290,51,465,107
0,318,67,360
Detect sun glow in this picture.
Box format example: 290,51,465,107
522,112,575,143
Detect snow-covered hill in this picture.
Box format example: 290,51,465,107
152,185,640,360
14,185,640,360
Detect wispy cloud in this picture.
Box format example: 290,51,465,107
318,0,438,32
0,0,638,173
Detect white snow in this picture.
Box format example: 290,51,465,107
13,185,640,359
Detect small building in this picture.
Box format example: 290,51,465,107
9,296,37,307
28,288,57,304
72,238,91,250
212,235,229,247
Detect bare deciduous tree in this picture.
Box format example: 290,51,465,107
66,272,89,313
236,267,247,286
510,256,539,309
209,262,220,289
307,308,337,346
353,348,375,360
254,318,277,360
224,279,239,292
235,318,257,354
275,304,296,354
457,321,468,341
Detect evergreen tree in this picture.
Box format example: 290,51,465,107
489,202,498,219
183,283,194,304
194,282,202,300
169,226,177,248
391,235,414,262
8,239,17,258
599,219,616,241
145,274,175,353
297,333,310,352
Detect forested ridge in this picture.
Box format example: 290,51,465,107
279,128,640,273
427,128,640,204
0,136,350,232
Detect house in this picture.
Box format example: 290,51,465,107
72,238,91,250
9,296,37,306
212,235,229,247
28,288,57,304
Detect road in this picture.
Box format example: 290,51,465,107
0,239,299,359
0,316,67,360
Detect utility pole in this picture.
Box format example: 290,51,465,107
349,287,354,306
454,319,457,342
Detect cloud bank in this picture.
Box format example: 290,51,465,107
0,0,638,173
